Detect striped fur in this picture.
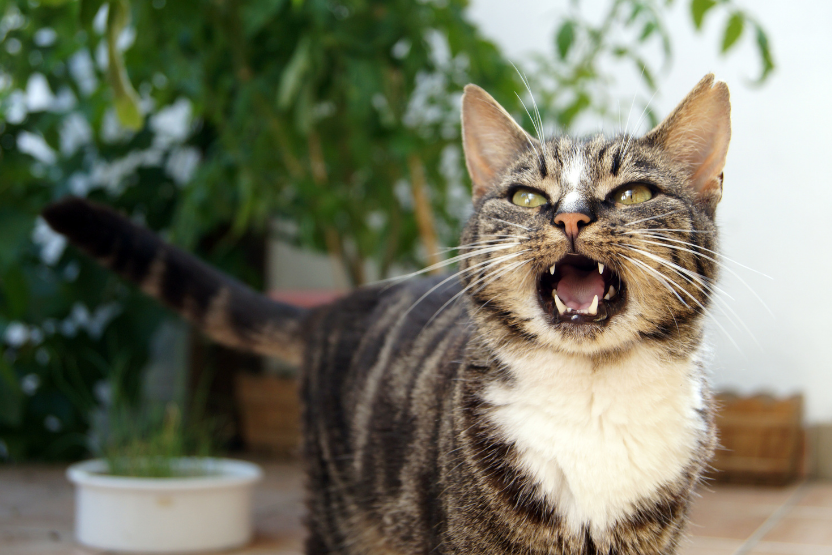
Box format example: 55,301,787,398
42,198,307,363
44,75,731,554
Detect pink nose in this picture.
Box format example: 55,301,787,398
553,212,591,242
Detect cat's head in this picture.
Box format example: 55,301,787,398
459,74,730,358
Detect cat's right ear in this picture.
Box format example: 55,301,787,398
461,85,538,202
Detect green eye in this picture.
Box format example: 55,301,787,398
511,188,548,208
615,184,653,205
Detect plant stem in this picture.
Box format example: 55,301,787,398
407,154,441,273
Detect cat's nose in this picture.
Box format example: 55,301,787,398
553,212,592,242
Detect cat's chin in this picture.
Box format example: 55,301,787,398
536,254,626,327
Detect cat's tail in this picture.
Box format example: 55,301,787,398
42,197,308,364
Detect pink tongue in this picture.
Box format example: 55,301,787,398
557,266,606,310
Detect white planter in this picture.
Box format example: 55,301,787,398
66,458,262,553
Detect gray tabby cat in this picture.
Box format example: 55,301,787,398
44,73,730,554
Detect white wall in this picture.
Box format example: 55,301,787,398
467,0,832,423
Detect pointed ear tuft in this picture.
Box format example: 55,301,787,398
645,74,731,215
461,85,538,202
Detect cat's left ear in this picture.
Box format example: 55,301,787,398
644,74,731,215
461,85,539,202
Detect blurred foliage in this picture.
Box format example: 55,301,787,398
102,403,217,477
0,0,773,461
527,0,775,131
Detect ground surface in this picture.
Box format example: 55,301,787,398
1,459,831,554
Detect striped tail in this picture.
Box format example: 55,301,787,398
42,197,308,364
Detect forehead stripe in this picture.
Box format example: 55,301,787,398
611,147,622,177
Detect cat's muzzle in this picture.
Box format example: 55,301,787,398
537,254,625,325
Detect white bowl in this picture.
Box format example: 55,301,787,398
66,458,262,553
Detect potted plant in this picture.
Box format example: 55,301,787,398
66,403,262,553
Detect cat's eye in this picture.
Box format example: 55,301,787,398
614,184,653,205
511,188,548,208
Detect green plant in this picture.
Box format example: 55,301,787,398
101,403,216,478
527,0,774,131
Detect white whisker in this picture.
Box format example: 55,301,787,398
383,243,519,284
621,252,744,353
624,245,760,344
621,254,689,308
493,218,531,231
438,238,525,254
626,234,775,318
627,232,773,279
515,92,544,163
623,86,659,157
623,210,682,226
625,228,714,235
512,63,547,158
425,258,531,328
402,250,528,320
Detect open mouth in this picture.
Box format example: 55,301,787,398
537,254,626,325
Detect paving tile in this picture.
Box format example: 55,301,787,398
761,510,832,545
693,483,801,507
795,482,832,509
747,541,832,555
676,535,743,555
687,497,779,540
3,461,831,555
786,506,832,520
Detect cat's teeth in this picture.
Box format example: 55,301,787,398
553,293,567,315
550,265,556,275
588,295,598,316
598,263,604,275
604,284,617,300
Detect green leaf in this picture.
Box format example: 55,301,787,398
691,0,716,30
0,210,33,270
0,356,23,428
639,21,657,42
754,25,775,82
721,12,744,53
556,21,575,60
277,36,312,110
557,92,591,130
39,0,75,5
634,58,656,90
627,2,645,24
1,266,29,320
106,0,143,130
242,0,288,38
80,0,107,29
115,94,143,130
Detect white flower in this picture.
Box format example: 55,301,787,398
32,217,67,265
3,322,29,347
21,373,40,395
17,131,57,165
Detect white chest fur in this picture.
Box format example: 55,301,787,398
483,345,707,534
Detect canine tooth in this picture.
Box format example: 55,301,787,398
588,295,599,315
554,294,567,315
607,285,617,299
550,265,555,275
598,263,604,275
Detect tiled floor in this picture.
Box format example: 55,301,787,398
1,460,830,554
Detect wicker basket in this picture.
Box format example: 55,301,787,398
235,373,301,457
711,393,804,485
